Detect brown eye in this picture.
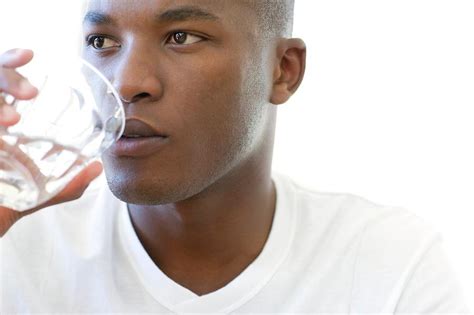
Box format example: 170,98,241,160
168,32,204,45
86,35,120,50
92,37,105,49
173,32,187,44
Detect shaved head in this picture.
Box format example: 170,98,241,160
246,0,295,38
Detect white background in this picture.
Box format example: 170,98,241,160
275,0,474,309
1,0,473,310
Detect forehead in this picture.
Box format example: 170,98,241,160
85,0,256,28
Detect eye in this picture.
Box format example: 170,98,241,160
86,35,120,50
167,32,204,45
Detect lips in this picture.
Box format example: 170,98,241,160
108,118,169,157
121,118,168,138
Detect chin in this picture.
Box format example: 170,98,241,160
104,169,198,205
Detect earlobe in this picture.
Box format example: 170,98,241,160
270,38,307,105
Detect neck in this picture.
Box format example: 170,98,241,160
128,161,276,258
127,125,277,289
127,156,276,296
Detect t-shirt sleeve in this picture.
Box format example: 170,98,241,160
394,238,471,314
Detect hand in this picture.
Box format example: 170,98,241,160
0,48,38,125
0,49,104,237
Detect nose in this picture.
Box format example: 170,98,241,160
112,47,163,104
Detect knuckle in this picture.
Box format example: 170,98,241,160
0,70,24,93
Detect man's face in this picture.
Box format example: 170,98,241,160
82,0,276,204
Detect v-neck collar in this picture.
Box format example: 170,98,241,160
116,174,297,314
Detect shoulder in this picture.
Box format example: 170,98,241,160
274,172,438,241
273,173,454,311
273,172,441,274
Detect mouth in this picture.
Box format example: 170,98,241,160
109,118,170,157
121,118,168,138
120,134,165,139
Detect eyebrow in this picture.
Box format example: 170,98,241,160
83,6,219,26
158,6,219,22
83,11,116,26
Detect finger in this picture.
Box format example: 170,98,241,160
72,160,104,188
44,161,104,205
0,103,21,125
79,160,104,186
0,68,38,100
0,48,34,69
18,161,104,217
0,206,22,237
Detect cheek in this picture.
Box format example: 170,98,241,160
194,66,265,173
172,58,249,141
162,49,268,176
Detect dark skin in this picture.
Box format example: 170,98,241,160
81,0,306,296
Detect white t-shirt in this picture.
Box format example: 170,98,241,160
0,173,470,314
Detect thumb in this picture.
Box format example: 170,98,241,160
22,160,104,214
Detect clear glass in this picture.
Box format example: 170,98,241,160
0,56,125,211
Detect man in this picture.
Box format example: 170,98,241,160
0,0,470,313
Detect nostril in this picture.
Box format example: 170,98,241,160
120,92,150,104
134,92,150,101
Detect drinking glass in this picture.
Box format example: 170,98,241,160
0,56,125,211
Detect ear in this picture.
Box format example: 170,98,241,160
270,38,306,105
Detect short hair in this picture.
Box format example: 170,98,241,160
247,0,295,38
